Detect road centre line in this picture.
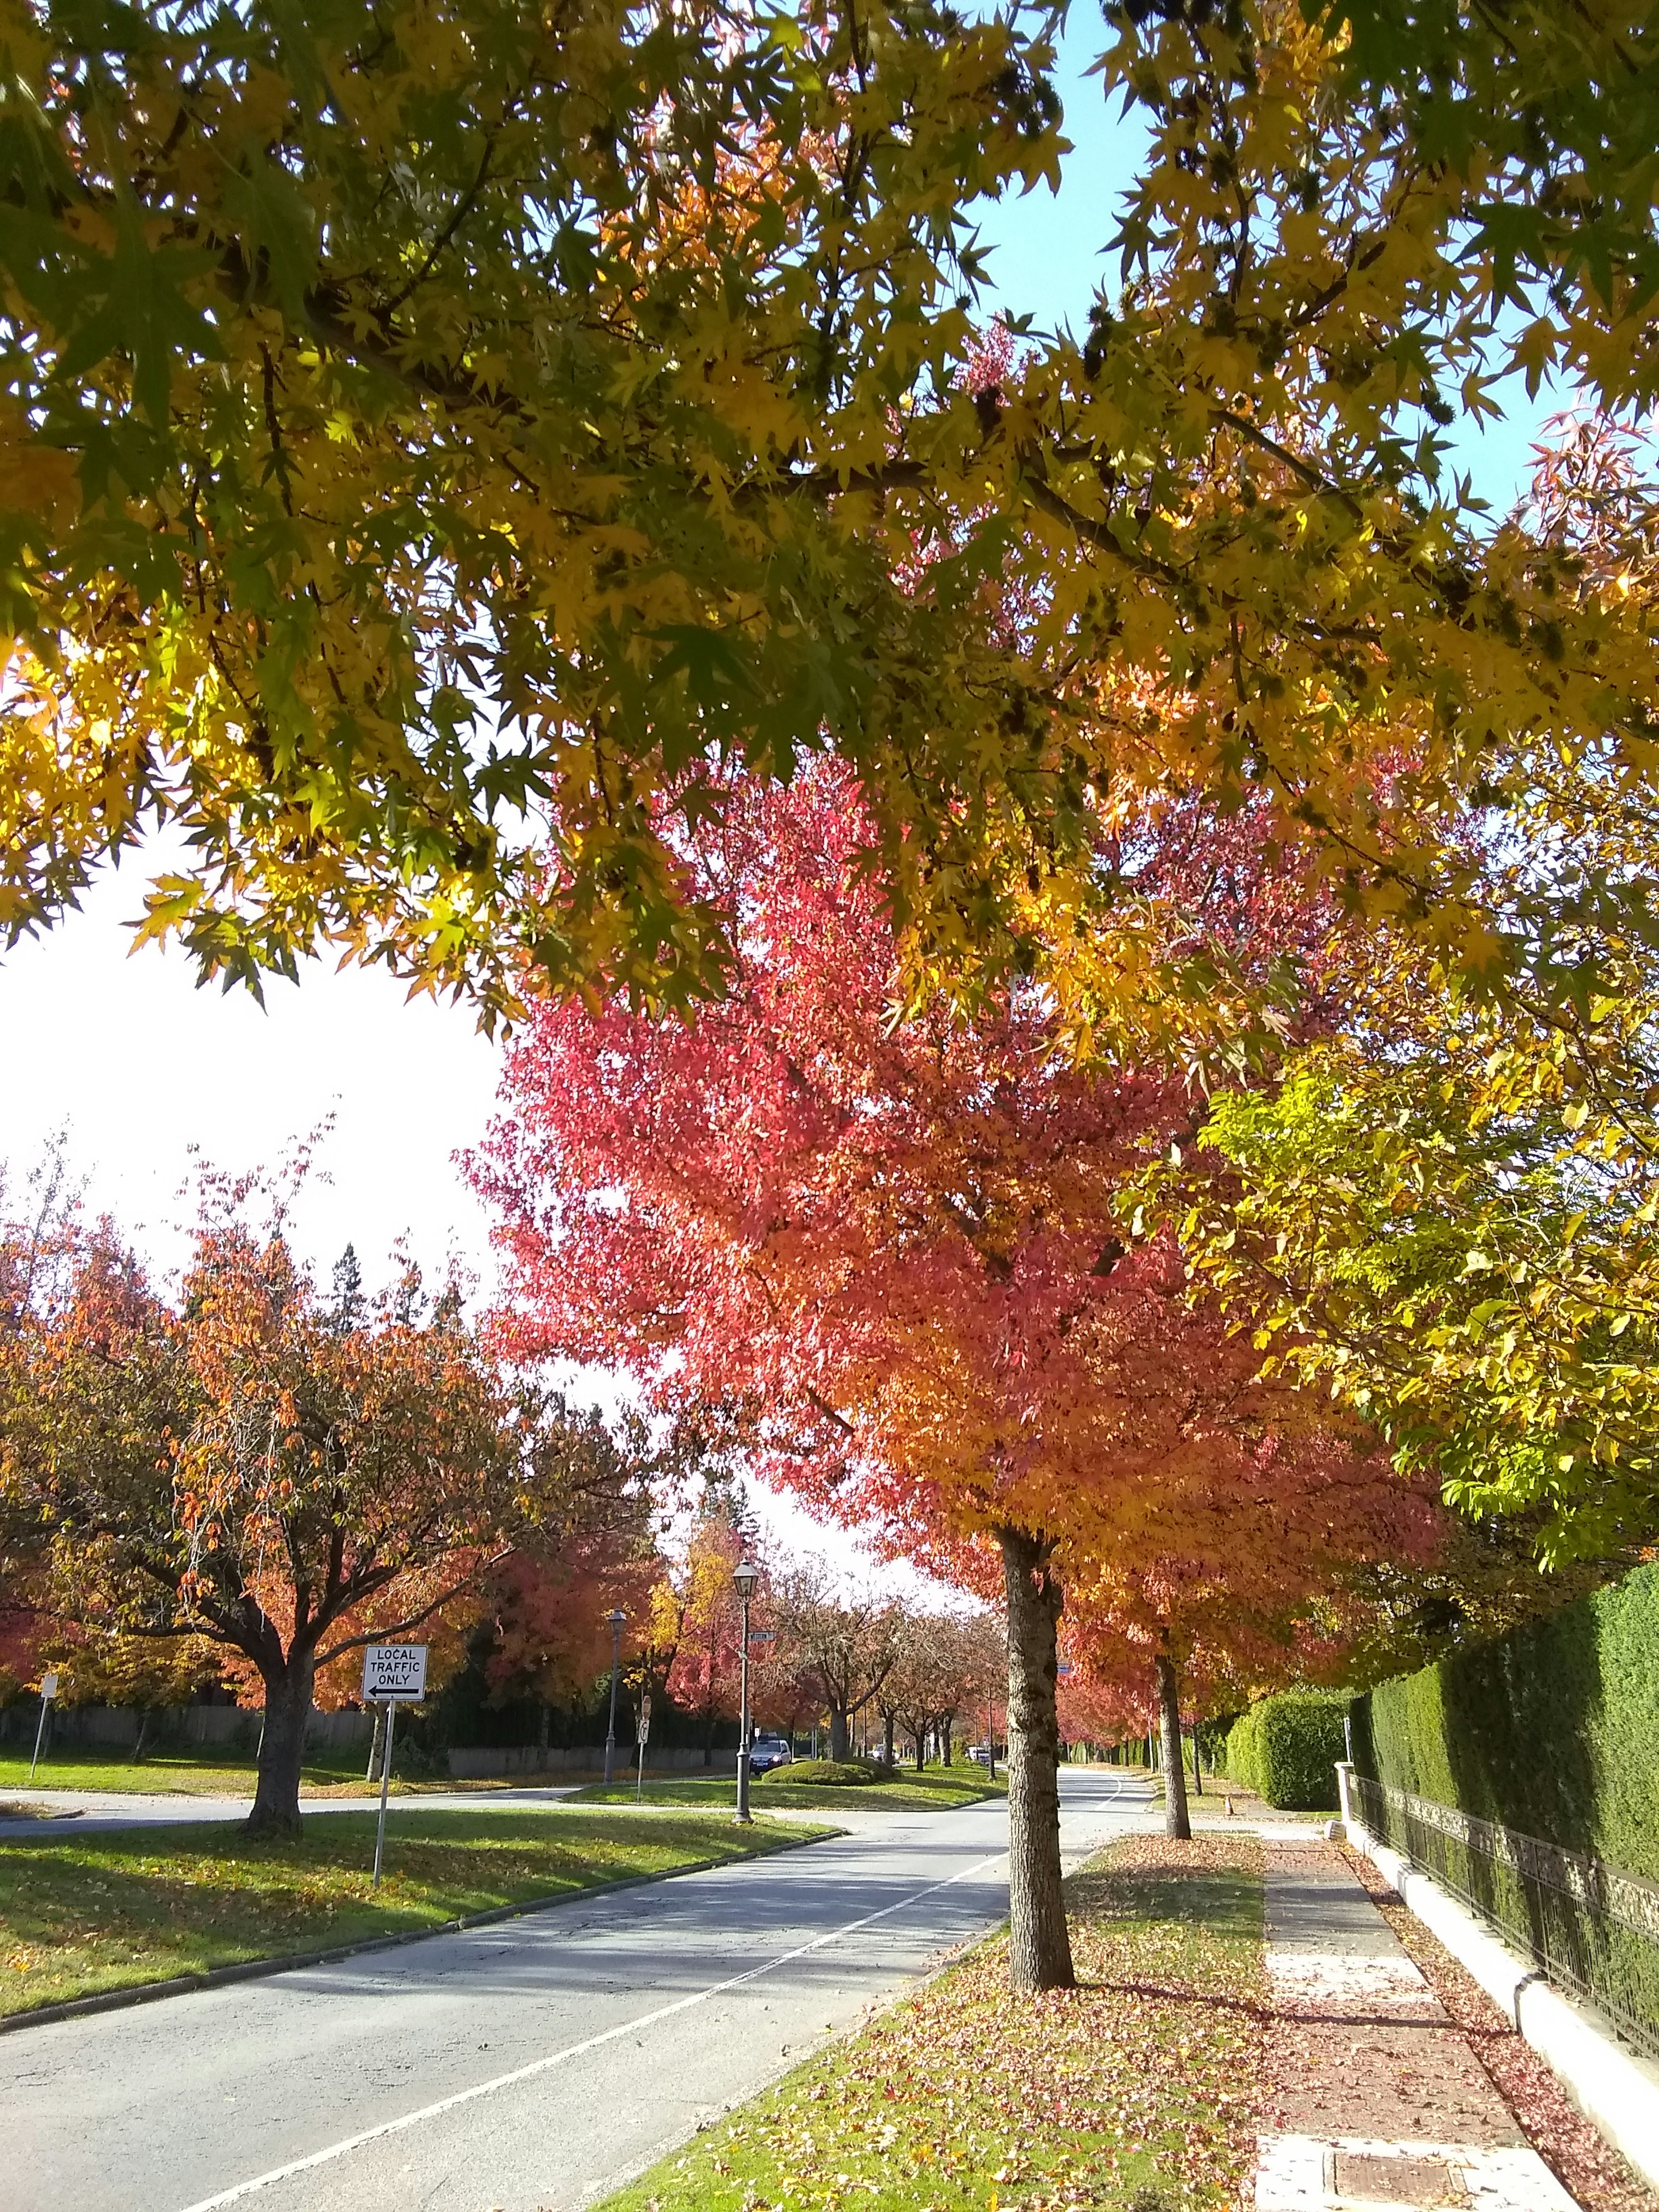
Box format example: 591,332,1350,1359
174,1844,1011,2212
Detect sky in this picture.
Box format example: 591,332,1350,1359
0,24,1559,1589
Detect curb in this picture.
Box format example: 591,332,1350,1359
0,1824,832,2040
1342,1812,1659,2194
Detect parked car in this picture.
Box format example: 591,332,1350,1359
746,1734,794,1775
966,1743,1001,1767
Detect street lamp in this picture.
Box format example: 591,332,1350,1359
604,1608,626,1786
731,1557,761,1824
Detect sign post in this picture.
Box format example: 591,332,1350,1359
29,1671,59,1784
635,1691,652,1802
361,1645,428,1887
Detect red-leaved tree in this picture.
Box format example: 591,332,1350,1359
470,766,1440,1985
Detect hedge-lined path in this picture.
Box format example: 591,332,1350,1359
1,1765,1156,2212
1255,1835,1583,2212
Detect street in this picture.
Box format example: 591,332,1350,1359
5,1767,1157,2212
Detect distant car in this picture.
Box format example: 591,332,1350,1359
967,1744,998,1767
746,1735,794,1775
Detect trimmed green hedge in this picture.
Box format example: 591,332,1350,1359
1223,1690,1350,1810
1354,1561,1659,1879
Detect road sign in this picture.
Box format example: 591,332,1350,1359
636,1693,652,1745
362,1644,428,1702
30,1672,60,1781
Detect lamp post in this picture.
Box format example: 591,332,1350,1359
604,1608,626,1786
731,1557,760,1824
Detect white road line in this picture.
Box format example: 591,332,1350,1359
173,1847,1011,2212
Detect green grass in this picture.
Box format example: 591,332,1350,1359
595,1834,1265,2212
571,1763,1007,1813
0,1808,828,2019
0,1743,566,1799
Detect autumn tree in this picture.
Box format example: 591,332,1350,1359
5,0,1655,1089
0,0,1063,1021
881,1611,1002,1769
0,1191,621,1834
471,766,1416,1985
664,1494,751,1767
764,1570,900,1762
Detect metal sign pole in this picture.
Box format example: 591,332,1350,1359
372,1700,395,1888
29,1673,57,1783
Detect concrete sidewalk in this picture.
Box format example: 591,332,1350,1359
1253,1836,1581,2212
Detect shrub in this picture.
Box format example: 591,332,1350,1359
1354,1560,1659,1878
1223,1690,1350,1810
756,1758,895,1788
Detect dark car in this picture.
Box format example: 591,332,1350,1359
746,1735,793,1775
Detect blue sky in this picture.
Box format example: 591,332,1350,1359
969,10,1557,513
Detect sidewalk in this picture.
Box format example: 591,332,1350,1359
1250,1830,1581,2212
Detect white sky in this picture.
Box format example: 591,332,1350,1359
0,20,1553,1596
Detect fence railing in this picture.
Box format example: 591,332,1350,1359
1348,1771,1659,2063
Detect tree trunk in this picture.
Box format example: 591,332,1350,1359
913,1724,926,1770
1000,1527,1076,1993
247,1656,315,1838
1154,1648,1191,1841
365,1703,387,1784
828,1707,849,1762
1190,1725,1203,1797
882,1710,895,1766
941,1716,953,1767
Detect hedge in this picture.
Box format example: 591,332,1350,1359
1353,1560,1659,1880
1223,1690,1351,1810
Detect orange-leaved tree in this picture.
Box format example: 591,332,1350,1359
470,766,1431,1983
0,1194,617,1833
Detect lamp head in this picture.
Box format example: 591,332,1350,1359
731,1557,761,1602
607,1608,626,1630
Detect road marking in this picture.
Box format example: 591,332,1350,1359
173,1846,1011,2212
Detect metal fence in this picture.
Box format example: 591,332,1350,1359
1350,1771,1659,2063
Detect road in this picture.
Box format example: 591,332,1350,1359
4,1767,1157,2212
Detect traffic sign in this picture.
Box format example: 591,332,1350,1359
362,1644,428,1702
636,1693,652,1745
40,1671,59,1700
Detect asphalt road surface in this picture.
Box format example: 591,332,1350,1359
5,1767,1157,2212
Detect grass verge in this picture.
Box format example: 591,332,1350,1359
572,1766,1005,1813
596,1834,1265,2212
0,1746,576,1799
0,1808,826,2020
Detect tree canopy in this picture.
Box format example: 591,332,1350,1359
5,0,1656,1053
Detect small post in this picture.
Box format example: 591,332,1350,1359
732,1557,760,1824
372,1700,395,1887
604,1608,626,1788
986,1701,996,1784
29,1672,59,1783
